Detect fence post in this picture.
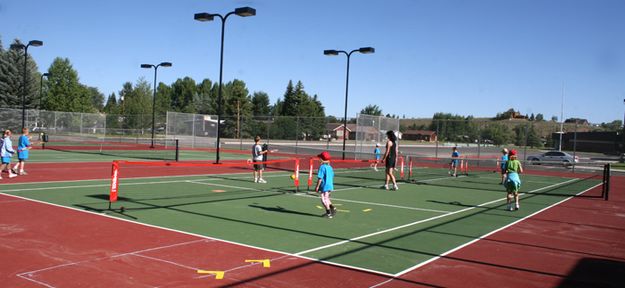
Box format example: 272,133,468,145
435,120,440,159
192,113,196,148
572,122,578,173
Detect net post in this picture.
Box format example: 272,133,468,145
175,139,179,162
109,160,120,209
408,156,413,179
294,159,300,192
399,156,405,180
307,158,313,191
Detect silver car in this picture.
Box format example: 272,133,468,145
526,151,579,166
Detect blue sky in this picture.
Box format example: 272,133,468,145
1,0,624,123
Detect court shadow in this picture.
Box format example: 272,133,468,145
558,257,625,288
249,204,320,217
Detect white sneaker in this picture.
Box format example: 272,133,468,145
381,185,389,190
8,173,17,178
374,168,378,172
254,178,258,183
19,171,27,176
258,179,267,183
393,185,399,190
515,203,520,210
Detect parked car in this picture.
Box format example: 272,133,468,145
526,151,579,166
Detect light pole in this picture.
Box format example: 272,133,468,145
324,47,375,160
39,72,50,108
11,40,43,130
141,62,172,148
622,99,625,159
194,7,256,164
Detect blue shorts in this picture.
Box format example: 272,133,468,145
1,157,11,164
17,150,29,160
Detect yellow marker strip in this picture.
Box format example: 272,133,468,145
363,209,372,212
197,270,224,279
337,209,350,213
334,203,343,206
316,205,324,210
245,259,271,268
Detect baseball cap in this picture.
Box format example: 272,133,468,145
509,149,517,156
318,151,331,161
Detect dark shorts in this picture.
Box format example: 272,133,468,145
253,159,264,171
450,160,459,167
386,158,396,169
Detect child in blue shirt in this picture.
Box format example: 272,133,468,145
1,130,18,179
315,151,336,218
499,148,509,184
448,147,460,177
373,143,381,171
13,128,32,175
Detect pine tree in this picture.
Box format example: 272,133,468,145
0,42,24,108
251,92,270,116
280,80,297,116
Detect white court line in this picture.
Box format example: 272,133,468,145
17,239,209,277
186,180,266,192
0,179,210,193
295,193,452,214
294,178,579,257
0,172,294,193
16,274,55,288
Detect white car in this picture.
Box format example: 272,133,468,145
526,151,579,166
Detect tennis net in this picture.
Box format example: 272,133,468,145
108,157,301,204
43,135,179,161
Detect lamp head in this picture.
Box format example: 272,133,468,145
358,47,375,54
42,72,50,77
324,50,339,56
159,62,172,67
140,64,153,69
28,40,43,47
194,13,214,21
234,7,256,17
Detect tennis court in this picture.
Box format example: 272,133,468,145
2,147,622,287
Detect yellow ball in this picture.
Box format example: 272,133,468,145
290,174,296,180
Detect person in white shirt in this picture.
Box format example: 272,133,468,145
252,136,268,183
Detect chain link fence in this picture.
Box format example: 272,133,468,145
2,108,618,164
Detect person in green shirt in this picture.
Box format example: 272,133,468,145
504,149,523,211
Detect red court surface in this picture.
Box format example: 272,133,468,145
1,161,624,287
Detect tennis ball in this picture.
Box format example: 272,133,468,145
290,174,296,180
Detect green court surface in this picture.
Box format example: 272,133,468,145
24,148,249,163
1,168,602,275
